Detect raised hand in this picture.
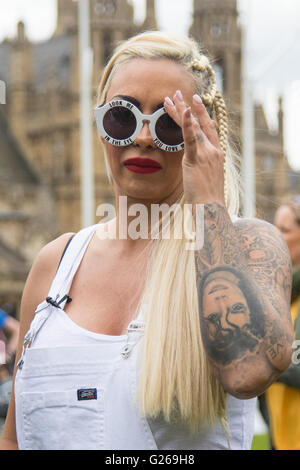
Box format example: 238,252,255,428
164,90,225,208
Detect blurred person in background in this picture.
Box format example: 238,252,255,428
266,196,300,450
0,305,19,370
0,306,19,419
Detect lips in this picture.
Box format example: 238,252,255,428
123,157,162,174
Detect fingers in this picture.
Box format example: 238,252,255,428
182,107,198,164
192,94,221,150
164,91,220,150
164,96,181,128
164,92,206,164
164,90,186,128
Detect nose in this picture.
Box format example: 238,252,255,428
134,120,155,149
216,300,231,330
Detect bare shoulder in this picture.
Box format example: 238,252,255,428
32,232,76,281
233,216,291,266
18,232,76,349
233,216,292,310
233,215,287,240
22,232,76,313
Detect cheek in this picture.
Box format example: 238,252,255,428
104,144,122,169
202,296,215,320
285,232,300,256
228,310,250,328
290,243,300,264
165,152,184,177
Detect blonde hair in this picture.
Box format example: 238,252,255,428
97,31,241,436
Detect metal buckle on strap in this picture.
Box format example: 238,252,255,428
17,296,63,370
121,320,145,359
121,343,134,359
17,294,72,370
17,330,35,370
46,294,72,309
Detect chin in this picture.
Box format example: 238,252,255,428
128,187,161,202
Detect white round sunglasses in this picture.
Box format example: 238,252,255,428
94,99,185,152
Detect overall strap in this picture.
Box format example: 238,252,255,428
17,224,99,369
46,223,99,310
56,233,76,273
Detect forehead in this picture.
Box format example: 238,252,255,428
106,58,196,105
204,270,239,288
274,205,297,227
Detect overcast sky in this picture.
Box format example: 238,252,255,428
0,0,299,170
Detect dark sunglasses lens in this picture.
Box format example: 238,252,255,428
155,113,183,146
103,107,136,140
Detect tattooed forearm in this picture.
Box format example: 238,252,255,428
194,203,253,276
194,203,293,395
198,266,266,366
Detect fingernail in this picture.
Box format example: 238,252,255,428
176,90,183,101
165,96,174,106
193,94,202,104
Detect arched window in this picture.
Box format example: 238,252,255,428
94,0,116,16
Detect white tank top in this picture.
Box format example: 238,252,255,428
14,223,256,450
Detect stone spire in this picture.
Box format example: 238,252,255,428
17,20,26,43
278,96,284,138
142,0,157,31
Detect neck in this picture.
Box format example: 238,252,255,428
105,187,184,249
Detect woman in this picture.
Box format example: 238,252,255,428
0,31,294,450
266,198,300,450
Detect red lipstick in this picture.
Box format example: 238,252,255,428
123,157,162,174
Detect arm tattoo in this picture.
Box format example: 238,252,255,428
198,266,266,366
195,203,293,387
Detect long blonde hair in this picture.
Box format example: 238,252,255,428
97,31,241,434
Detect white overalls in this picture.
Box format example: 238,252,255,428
14,223,256,450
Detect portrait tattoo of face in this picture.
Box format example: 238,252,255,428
199,267,266,366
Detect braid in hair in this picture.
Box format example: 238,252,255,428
190,57,228,206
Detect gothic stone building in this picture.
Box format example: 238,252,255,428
0,0,295,313
190,0,290,220
0,105,58,315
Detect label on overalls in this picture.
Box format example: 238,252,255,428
77,388,97,401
